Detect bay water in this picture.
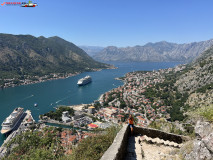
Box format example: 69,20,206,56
0,62,182,145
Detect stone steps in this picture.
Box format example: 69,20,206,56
125,134,183,160
125,136,143,160
139,135,182,148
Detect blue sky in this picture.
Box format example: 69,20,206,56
0,0,213,47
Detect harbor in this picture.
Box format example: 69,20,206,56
0,110,35,159
0,62,182,146
39,104,113,130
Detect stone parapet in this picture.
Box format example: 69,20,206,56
134,126,186,144
101,124,130,160
101,125,188,160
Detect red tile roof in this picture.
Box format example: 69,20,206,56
88,123,98,128
68,135,76,142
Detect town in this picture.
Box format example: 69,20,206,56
1,64,187,158
36,64,186,153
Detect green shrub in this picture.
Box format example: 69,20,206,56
67,126,121,160
199,105,213,122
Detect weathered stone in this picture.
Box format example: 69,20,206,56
203,133,213,153
185,140,212,160
195,120,212,138
134,126,185,144
200,146,212,160
101,124,130,160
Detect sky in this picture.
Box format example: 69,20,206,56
0,0,213,47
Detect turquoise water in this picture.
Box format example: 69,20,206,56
0,62,182,145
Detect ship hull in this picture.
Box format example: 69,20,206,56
77,76,92,86
1,110,25,135
1,129,12,134
78,81,92,86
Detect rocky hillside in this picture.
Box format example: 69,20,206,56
176,45,213,93
0,34,109,79
144,46,213,159
175,46,213,109
93,39,213,62
79,46,104,56
172,47,213,159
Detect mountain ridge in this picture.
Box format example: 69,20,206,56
0,33,110,79
93,39,213,62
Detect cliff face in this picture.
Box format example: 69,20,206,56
93,39,213,62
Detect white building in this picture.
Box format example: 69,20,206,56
62,111,71,123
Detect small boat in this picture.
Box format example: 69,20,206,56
34,103,38,107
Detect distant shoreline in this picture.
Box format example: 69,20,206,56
0,66,117,90
0,73,79,90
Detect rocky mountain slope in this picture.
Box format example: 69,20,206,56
176,45,213,92
93,39,213,62
174,45,213,109
0,34,109,79
79,46,104,56
173,47,213,159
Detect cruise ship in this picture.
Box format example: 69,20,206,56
1,107,25,134
77,76,92,86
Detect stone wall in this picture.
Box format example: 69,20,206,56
101,125,188,160
134,126,186,144
101,124,130,160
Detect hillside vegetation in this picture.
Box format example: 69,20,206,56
0,34,109,79
142,46,213,125
66,126,121,160
175,46,213,113
3,126,121,160
175,46,213,94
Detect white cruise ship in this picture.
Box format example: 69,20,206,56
1,107,25,134
77,76,92,86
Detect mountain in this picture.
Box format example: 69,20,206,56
175,46,213,160
175,45,213,93
93,39,213,62
0,34,110,79
79,46,104,56
175,45,213,108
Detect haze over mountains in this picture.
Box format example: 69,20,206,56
92,39,213,62
79,46,104,56
0,34,109,78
